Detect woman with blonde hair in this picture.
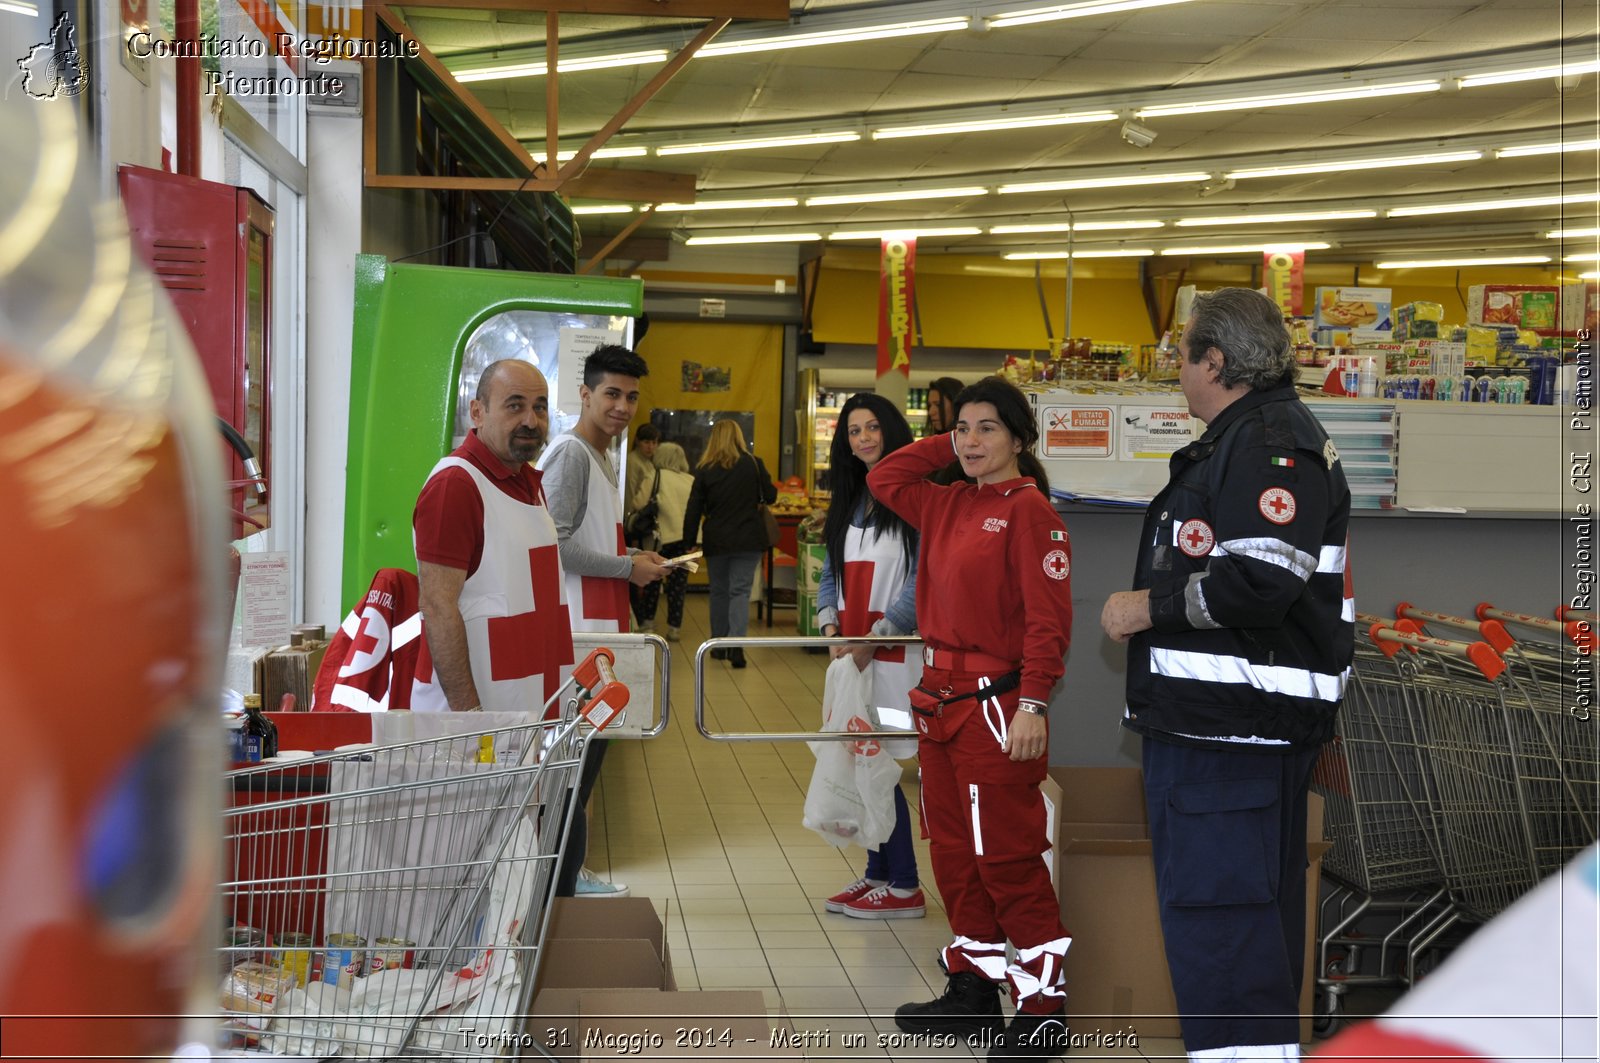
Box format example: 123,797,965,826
683,420,777,669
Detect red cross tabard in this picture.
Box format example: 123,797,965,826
487,544,575,704
841,559,904,663
578,523,631,628
352,612,381,661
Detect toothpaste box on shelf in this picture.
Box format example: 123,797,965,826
1467,284,1560,334
1314,287,1393,331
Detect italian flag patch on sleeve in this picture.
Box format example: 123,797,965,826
1050,530,1066,541
1271,456,1295,467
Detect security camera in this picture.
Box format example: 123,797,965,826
1120,120,1157,148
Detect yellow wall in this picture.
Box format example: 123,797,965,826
634,320,785,473
810,250,1587,349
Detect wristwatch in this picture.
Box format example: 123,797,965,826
1015,699,1048,717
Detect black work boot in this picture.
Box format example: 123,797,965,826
894,971,1004,1039
989,1007,1070,1061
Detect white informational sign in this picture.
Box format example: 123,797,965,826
555,327,625,417
1119,405,1195,460
240,551,292,646
699,297,726,318
1038,405,1116,460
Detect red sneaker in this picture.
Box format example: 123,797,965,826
823,877,878,914
842,885,926,920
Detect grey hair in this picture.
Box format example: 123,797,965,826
1185,288,1298,390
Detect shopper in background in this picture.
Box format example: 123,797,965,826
631,452,694,641
925,377,963,435
1100,287,1353,1061
624,422,661,530
683,419,777,670
538,344,670,899
870,377,1075,1061
414,360,574,715
815,393,924,920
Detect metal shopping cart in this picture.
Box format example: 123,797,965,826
218,638,668,1060
1311,617,1457,1034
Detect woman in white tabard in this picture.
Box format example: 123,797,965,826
815,393,924,920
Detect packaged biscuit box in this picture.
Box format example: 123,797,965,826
1467,284,1559,333
1314,287,1393,331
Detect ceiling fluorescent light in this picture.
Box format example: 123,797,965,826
1176,210,1377,227
1582,272,1600,280
990,220,1163,234
829,227,983,240
1227,152,1481,180
999,172,1209,194
1497,138,1600,158
1388,192,1600,217
988,0,1200,29
532,147,649,163
686,233,823,246
655,198,799,212
569,204,634,216
0,0,39,13
1004,249,1155,259
1564,253,1600,262
1160,241,1332,255
806,187,987,207
1136,80,1439,119
873,111,1116,140
1458,60,1600,89
1374,255,1552,268
699,17,970,58
656,132,861,157
1549,228,1600,239
455,50,668,83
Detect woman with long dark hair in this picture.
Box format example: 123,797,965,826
867,376,1074,1060
683,419,777,669
814,393,924,919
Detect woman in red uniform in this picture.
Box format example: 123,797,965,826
869,377,1075,1062
815,393,924,919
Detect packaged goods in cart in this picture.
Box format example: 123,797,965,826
223,924,263,969
220,961,294,1030
322,933,367,987
368,937,417,973
275,931,314,986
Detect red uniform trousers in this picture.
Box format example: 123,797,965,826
913,664,1071,1013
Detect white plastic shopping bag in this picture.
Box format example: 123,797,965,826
802,657,901,850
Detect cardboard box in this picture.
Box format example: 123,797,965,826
1468,284,1560,334
546,989,803,1060
1313,286,1393,331
1050,766,1328,1043
1563,281,1599,334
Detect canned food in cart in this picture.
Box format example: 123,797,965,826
368,936,416,973
322,933,367,986
224,924,263,969
275,931,313,986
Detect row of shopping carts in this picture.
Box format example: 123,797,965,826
1311,602,1597,1032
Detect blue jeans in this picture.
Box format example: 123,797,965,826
864,784,918,889
706,552,762,641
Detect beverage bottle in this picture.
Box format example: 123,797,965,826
242,694,277,762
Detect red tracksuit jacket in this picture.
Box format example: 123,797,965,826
868,432,1073,705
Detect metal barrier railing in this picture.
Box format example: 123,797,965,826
572,631,671,738
693,634,924,743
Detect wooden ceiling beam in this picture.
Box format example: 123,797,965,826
367,170,695,203
389,0,786,16
580,206,657,275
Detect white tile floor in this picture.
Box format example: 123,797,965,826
576,592,1184,1062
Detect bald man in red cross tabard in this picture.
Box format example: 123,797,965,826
414,359,575,716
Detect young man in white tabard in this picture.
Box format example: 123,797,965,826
537,344,669,897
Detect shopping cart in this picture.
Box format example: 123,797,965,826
1312,616,1456,1033
218,638,669,1060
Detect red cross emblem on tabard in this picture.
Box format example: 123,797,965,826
842,559,905,663
578,523,631,629
487,543,575,704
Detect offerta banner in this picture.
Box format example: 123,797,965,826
877,237,916,377
1263,248,1305,316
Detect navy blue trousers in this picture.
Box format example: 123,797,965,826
863,783,918,889
1141,737,1320,1052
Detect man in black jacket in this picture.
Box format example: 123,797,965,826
1101,287,1352,1060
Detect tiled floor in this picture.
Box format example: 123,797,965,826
577,592,1187,1062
